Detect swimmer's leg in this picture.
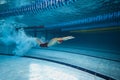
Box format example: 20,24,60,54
36,38,43,45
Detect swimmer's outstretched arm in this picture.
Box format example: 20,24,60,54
48,36,75,47
36,36,75,47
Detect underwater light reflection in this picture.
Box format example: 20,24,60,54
29,63,78,80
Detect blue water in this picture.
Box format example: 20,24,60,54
0,1,120,80
0,0,119,61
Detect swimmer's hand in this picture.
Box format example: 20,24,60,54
62,36,75,41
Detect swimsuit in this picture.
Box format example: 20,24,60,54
40,39,63,47
58,39,63,43
40,42,48,47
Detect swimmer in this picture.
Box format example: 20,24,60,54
36,36,75,47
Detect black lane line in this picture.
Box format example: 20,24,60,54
41,48,120,62
0,53,115,80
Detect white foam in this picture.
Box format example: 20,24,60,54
0,19,37,56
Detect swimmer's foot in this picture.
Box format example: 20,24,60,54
62,36,75,41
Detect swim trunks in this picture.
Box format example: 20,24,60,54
58,39,63,43
40,42,48,47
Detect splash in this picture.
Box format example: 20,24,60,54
0,19,37,56
13,28,37,56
